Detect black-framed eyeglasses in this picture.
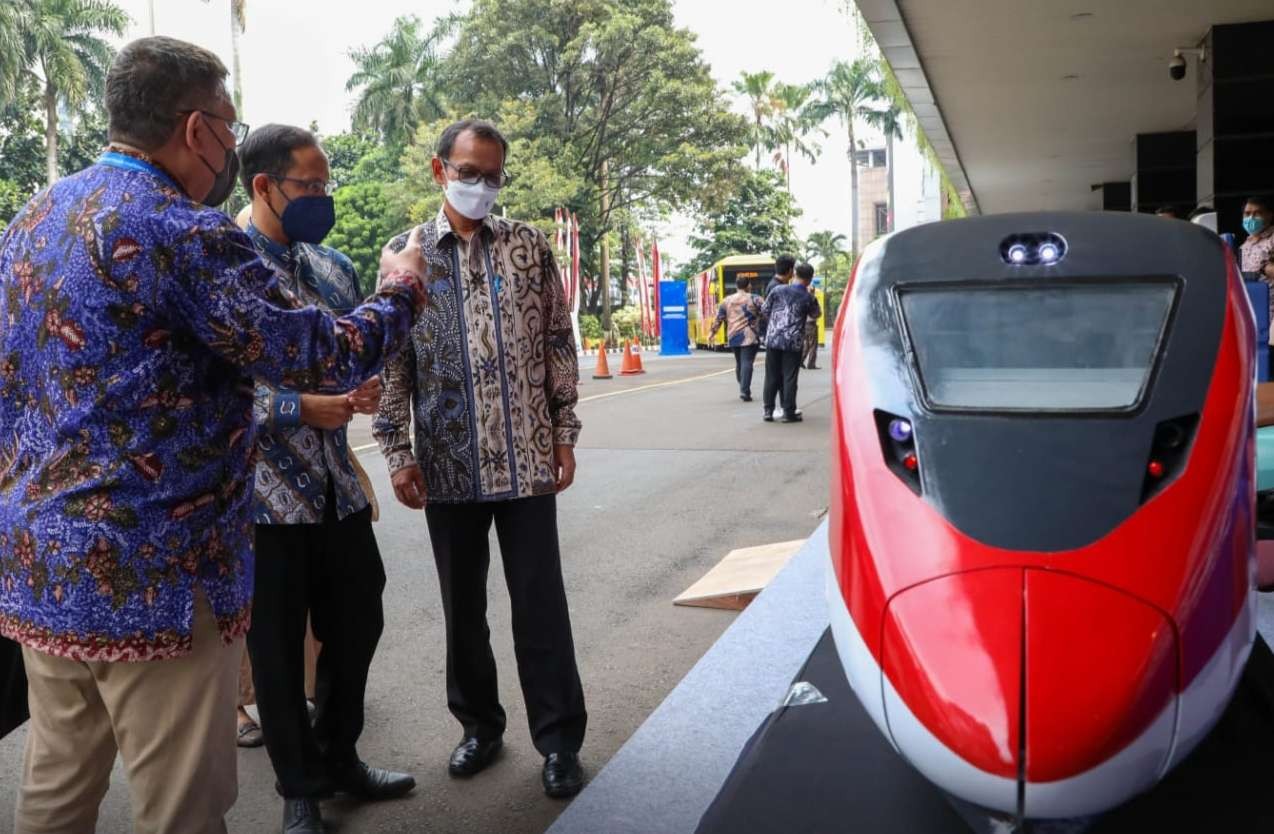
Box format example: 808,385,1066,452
271,175,339,197
178,110,250,144
442,159,511,189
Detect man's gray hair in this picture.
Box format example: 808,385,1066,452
106,36,229,151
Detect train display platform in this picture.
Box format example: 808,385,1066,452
548,524,1274,834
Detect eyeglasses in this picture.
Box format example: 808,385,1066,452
442,159,511,189
272,175,339,197
178,110,250,144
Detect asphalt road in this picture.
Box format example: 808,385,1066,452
0,350,832,834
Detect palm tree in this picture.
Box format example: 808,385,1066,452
863,103,904,233
13,0,128,185
732,70,780,170
0,4,26,98
770,82,820,191
806,58,886,257
346,16,449,148
804,230,848,271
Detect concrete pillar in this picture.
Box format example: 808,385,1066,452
1132,132,1196,215
1197,20,1274,236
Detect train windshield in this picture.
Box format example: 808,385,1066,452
899,281,1176,411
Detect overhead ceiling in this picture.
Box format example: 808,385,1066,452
855,0,1274,214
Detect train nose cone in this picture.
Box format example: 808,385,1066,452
882,568,1024,814
881,569,1178,818
1021,570,1176,819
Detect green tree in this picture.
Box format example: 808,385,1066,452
0,78,47,195
0,4,24,96
346,15,450,148
732,70,779,170
684,169,801,275
9,0,128,185
0,179,26,231
437,0,746,315
804,229,848,269
806,57,885,257
325,180,408,295
321,131,403,187
771,81,820,191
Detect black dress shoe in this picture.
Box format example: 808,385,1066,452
542,752,585,798
332,761,416,801
781,413,804,423
762,411,774,422
448,736,503,777
283,798,325,834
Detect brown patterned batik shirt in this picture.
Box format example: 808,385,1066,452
373,209,581,503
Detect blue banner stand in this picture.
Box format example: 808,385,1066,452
659,280,691,356
1245,281,1269,383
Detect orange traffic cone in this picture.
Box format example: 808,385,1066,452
620,339,646,375
593,340,613,379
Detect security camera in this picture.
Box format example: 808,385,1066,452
1169,52,1187,81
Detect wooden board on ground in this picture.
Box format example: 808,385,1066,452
674,539,806,611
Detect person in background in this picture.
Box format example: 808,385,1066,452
795,263,820,370
1154,205,1180,219
1241,195,1274,282
709,275,764,402
374,119,588,800
238,124,416,834
761,264,821,423
765,253,796,297
0,37,427,834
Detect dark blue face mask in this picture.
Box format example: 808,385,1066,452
270,179,336,245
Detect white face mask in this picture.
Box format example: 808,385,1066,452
445,177,501,221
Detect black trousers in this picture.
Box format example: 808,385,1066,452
763,348,803,414
732,344,759,397
424,493,587,756
247,503,386,799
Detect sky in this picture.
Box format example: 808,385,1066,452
114,0,867,267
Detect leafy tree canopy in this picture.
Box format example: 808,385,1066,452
683,168,802,277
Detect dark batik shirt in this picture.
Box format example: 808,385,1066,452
373,209,580,503
246,224,370,524
0,152,421,662
762,283,822,352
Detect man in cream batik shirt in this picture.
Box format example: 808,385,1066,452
374,119,588,799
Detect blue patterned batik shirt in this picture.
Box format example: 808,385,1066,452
0,152,422,662
246,224,369,525
762,282,822,353
373,209,581,503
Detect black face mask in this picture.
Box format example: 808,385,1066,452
196,117,240,207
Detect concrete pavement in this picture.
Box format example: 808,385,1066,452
0,351,833,834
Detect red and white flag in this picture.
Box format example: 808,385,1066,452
651,238,662,337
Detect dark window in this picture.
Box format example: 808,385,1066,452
854,149,886,168
898,282,1177,411
873,202,889,237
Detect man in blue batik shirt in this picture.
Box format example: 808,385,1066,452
761,257,821,423
239,124,415,834
0,39,427,834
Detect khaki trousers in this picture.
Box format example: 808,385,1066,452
15,592,241,834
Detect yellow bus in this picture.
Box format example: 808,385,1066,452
687,254,827,349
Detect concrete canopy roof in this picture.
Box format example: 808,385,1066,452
855,0,1273,215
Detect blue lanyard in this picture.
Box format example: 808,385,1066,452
97,151,180,190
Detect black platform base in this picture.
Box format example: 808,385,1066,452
696,628,1274,834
